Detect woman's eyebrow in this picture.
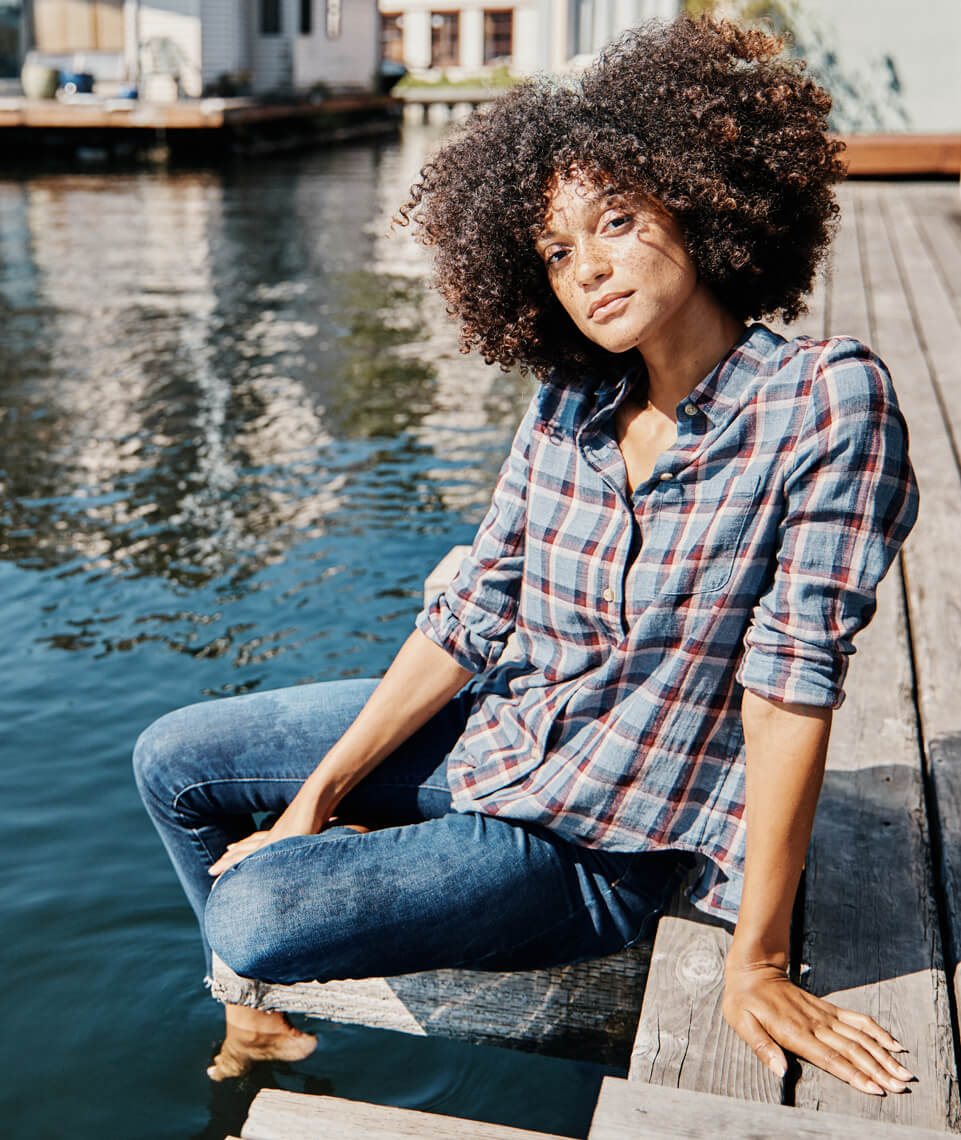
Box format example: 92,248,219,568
536,194,623,246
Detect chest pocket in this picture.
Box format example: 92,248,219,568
635,472,761,598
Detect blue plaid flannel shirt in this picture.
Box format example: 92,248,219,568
416,323,919,920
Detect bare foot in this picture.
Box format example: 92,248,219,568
207,1007,317,1081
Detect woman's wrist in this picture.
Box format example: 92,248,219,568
297,746,372,820
727,927,790,974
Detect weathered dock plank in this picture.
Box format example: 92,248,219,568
239,1089,568,1140
791,183,959,1129
798,570,950,1127
211,941,651,1065
628,893,783,1102
883,182,961,1087
589,1075,954,1139
906,185,961,324
825,185,872,343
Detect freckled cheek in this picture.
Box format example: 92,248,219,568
550,279,584,327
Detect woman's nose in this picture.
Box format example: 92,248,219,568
574,242,611,286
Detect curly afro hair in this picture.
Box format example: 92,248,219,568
400,16,846,386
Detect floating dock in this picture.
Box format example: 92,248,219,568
0,93,402,159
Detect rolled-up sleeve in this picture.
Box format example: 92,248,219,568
415,396,536,673
737,340,919,708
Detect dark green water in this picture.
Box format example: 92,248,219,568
0,128,614,1139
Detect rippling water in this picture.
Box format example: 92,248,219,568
0,129,614,1139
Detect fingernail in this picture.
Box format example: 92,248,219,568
895,1064,915,1081
771,1060,787,1078
888,1080,907,1093
892,1041,907,1052
867,1081,885,1096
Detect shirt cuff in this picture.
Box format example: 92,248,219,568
736,630,848,710
415,591,503,674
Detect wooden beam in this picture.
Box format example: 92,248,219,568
839,134,961,177
210,941,652,1065
588,1076,955,1139
240,1089,569,1140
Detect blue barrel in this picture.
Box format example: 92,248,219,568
59,72,95,95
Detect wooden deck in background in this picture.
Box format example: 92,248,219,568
233,181,961,1138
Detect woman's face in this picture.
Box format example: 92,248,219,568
535,173,699,356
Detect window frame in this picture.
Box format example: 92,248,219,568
430,10,460,68
483,9,513,65
260,0,282,36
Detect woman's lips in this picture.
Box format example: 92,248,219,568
588,292,633,321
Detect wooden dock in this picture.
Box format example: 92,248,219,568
0,94,402,157
221,179,961,1137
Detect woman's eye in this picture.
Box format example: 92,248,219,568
545,249,568,266
606,214,632,231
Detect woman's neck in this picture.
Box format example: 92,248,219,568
637,290,745,419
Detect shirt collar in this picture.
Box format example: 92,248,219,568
586,322,783,431
684,323,784,428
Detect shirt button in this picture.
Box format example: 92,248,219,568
684,403,697,416
602,587,615,603
659,471,674,481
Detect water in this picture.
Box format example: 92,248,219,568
0,128,616,1139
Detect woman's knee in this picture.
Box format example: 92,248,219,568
132,704,207,811
204,859,303,983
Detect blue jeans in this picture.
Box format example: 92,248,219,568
133,679,689,989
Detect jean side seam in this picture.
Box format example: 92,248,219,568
442,872,652,971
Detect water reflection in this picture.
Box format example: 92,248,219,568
1,128,590,1140
0,132,531,658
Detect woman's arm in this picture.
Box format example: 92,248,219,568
210,394,541,876
209,630,472,875
722,689,913,1094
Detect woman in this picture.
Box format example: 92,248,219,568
135,17,919,1091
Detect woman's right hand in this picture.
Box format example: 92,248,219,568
208,631,471,879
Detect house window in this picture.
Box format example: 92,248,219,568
430,12,459,68
483,10,512,63
0,1,22,77
381,13,404,64
326,0,342,39
300,0,313,35
260,0,282,35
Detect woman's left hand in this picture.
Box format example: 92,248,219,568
722,960,915,1095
